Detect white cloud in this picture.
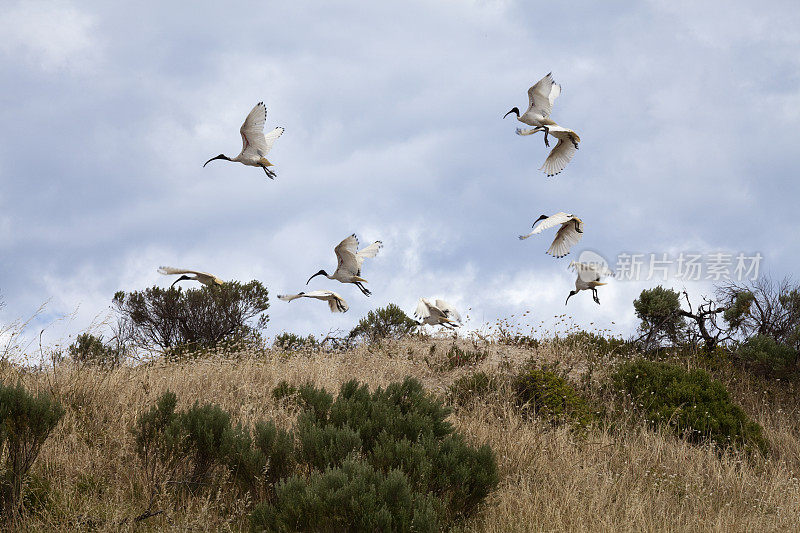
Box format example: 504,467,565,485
0,1,99,72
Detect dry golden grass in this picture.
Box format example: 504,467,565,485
2,335,800,532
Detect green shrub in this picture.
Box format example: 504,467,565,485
273,332,318,351
113,280,270,354
613,360,768,454
559,331,629,357
250,460,440,533
736,335,798,377
513,364,594,428
180,402,232,487
68,333,123,367
252,377,498,530
348,304,418,343
447,371,501,406
633,286,688,347
444,344,488,369
270,380,297,402
0,382,64,520
131,391,184,488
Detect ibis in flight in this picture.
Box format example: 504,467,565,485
565,261,614,305
414,298,462,328
306,234,382,296
519,212,583,258
158,266,224,288
203,102,284,178
278,290,349,313
504,73,581,175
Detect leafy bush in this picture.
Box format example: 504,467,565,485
250,460,440,533
68,333,123,367
512,364,595,428
443,344,488,369
253,377,498,531
559,331,629,357
113,280,270,355
0,382,64,520
634,286,687,347
736,335,798,378
273,332,318,351
348,304,418,343
134,392,297,500
447,371,501,406
613,360,768,454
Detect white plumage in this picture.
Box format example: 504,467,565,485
157,266,224,288
413,298,462,328
504,73,581,176
203,102,284,178
519,212,583,258
516,125,580,177
277,290,349,313
306,234,383,296
565,261,614,305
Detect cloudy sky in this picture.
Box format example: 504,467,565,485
1,0,799,351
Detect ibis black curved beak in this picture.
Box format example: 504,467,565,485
203,154,230,167
306,270,327,285
171,275,190,288
565,291,576,306
503,107,520,119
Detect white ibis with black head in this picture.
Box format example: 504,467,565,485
413,298,462,328
203,102,284,179
503,73,562,142
519,212,583,258
158,266,224,288
306,234,382,297
278,290,349,313
566,261,613,305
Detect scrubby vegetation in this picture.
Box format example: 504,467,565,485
513,363,595,429
1,276,800,530
113,281,270,356
613,360,768,454
348,303,418,344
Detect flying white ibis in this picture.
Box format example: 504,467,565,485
278,290,349,313
519,212,583,258
566,261,613,305
504,73,581,175
413,298,462,328
158,266,224,288
203,102,284,179
306,234,382,297
516,125,580,177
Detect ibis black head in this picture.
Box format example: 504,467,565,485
203,154,231,167
171,275,191,288
306,269,328,285
565,290,578,306
503,107,520,119
532,214,549,228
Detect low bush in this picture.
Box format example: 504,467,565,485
252,377,498,531
273,332,318,351
613,360,768,454
735,335,798,378
68,333,123,367
348,304,418,344
512,364,595,429
559,331,629,357
443,344,488,369
447,371,502,406
0,382,64,521
250,460,440,532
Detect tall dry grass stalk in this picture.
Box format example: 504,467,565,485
2,336,799,532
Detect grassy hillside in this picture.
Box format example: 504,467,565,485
2,333,800,531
